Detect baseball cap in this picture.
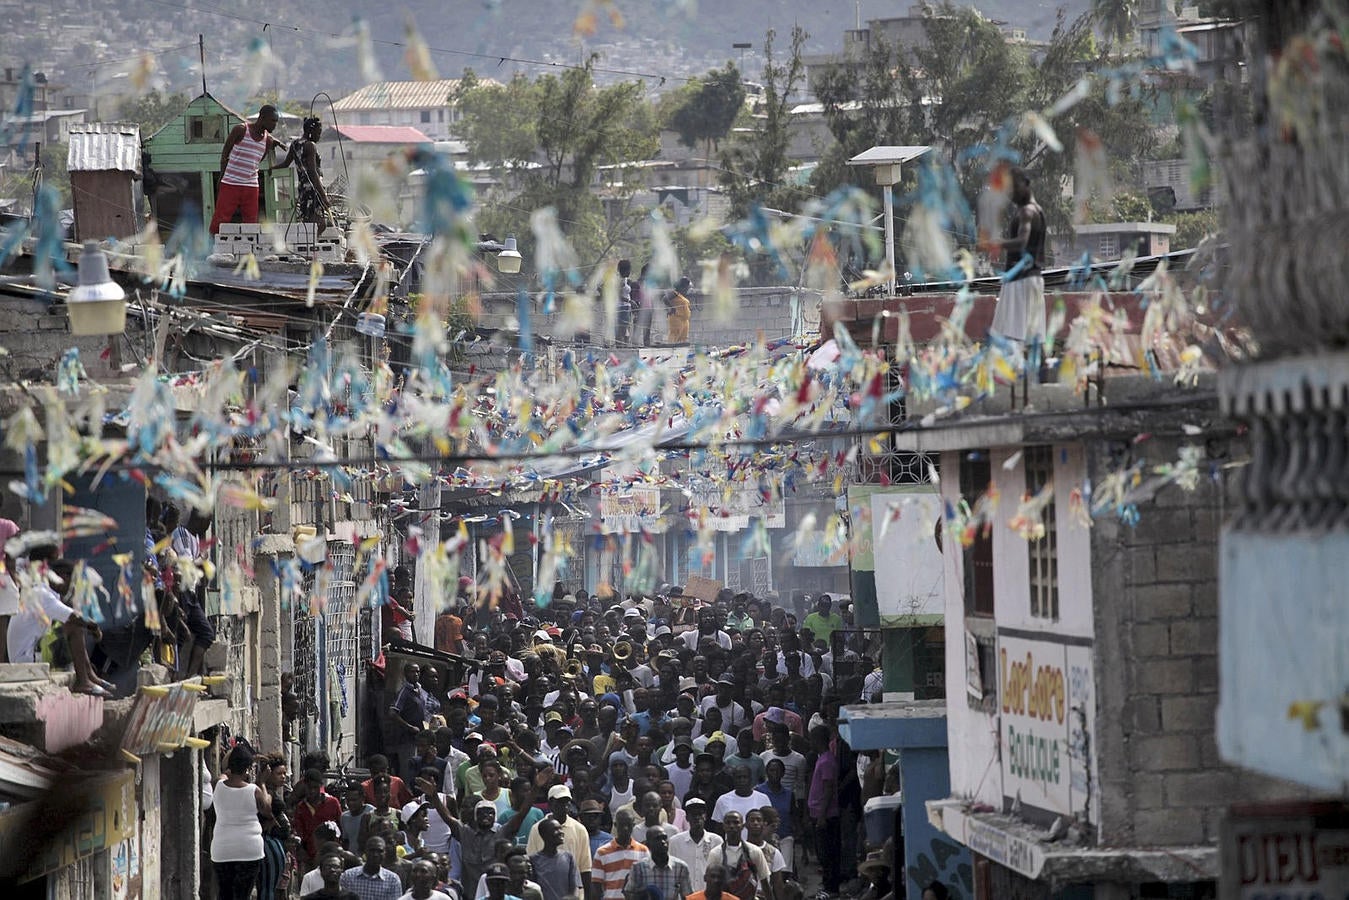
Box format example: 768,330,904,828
545,710,564,723
654,625,672,637
705,731,728,746
683,797,707,810
475,799,498,814
535,629,553,643
548,784,573,800
716,676,735,686
678,677,697,693
465,731,484,742
486,863,511,881
580,799,605,814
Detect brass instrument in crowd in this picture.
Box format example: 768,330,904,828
612,640,633,662
565,657,585,678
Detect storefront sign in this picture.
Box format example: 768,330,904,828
120,682,201,756
0,770,136,882
599,485,665,534
688,482,785,532
997,633,1096,824
965,818,1044,881
1220,805,1349,900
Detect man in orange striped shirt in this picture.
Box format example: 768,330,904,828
592,808,647,900
210,105,282,234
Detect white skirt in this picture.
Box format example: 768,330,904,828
991,275,1046,343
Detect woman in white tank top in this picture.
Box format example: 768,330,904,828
211,745,275,899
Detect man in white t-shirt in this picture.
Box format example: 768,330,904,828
8,559,110,695
698,679,749,733
680,610,732,652
711,767,770,836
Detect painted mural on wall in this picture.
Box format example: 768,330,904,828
997,632,1098,824
908,833,974,900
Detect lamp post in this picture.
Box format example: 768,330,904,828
846,146,930,296
67,241,127,336
475,234,523,274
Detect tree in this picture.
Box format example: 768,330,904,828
454,59,659,267
810,35,931,195
116,90,190,137
718,26,808,220
666,64,746,160
1021,12,1159,236
1093,0,1140,46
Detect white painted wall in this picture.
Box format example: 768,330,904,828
937,444,1097,813
989,446,1094,640
939,450,1003,809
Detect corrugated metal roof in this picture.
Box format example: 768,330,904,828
67,122,141,173
327,125,431,144
332,79,465,111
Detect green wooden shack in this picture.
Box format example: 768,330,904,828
142,92,293,234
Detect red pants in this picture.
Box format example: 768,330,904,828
209,182,260,234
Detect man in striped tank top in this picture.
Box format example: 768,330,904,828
209,104,282,234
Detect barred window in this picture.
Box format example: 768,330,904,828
1025,445,1059,620
959,451,995,617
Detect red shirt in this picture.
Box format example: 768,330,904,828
362,774,414,809
293,789,342,861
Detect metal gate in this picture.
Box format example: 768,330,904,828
321,541,359,766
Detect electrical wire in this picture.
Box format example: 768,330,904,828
0,390,1218,481
137,0,683,84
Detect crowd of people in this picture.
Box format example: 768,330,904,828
208,583,906,900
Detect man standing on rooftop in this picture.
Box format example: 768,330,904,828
210,104,282,234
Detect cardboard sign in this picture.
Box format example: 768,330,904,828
682,575,723,603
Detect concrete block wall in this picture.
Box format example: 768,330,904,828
471,286,818,350
1088,435,1310,848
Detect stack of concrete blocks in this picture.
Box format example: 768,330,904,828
212,222,346,263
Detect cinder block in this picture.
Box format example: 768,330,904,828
1191,579,1219,616
1134,584,1192,620
285,223,318,245
218,222,242,235
1193,655,1220,691
238,223,263,235
1161,695,1215,733
1128,546,1157,585
1156,542,1216,583
1131,622,1170,657
1125,510,1192,546
1124,696,1163,733
1132,733,1200,771
1164,770,1237,808
1133,657,1194,695
1169,618,1217,655
1133,808,1206,845
1132,772,1166,810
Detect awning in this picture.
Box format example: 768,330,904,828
838,700,947,751
926,799,1218,887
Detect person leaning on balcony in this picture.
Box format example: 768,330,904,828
663,277,693,345
986,165,1047,350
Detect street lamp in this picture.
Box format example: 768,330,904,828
847,146,931,296
496,235,522,274
67,241,127,336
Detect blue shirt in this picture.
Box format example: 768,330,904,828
630,709,665,737
589,829,612,857
757,781,794,838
